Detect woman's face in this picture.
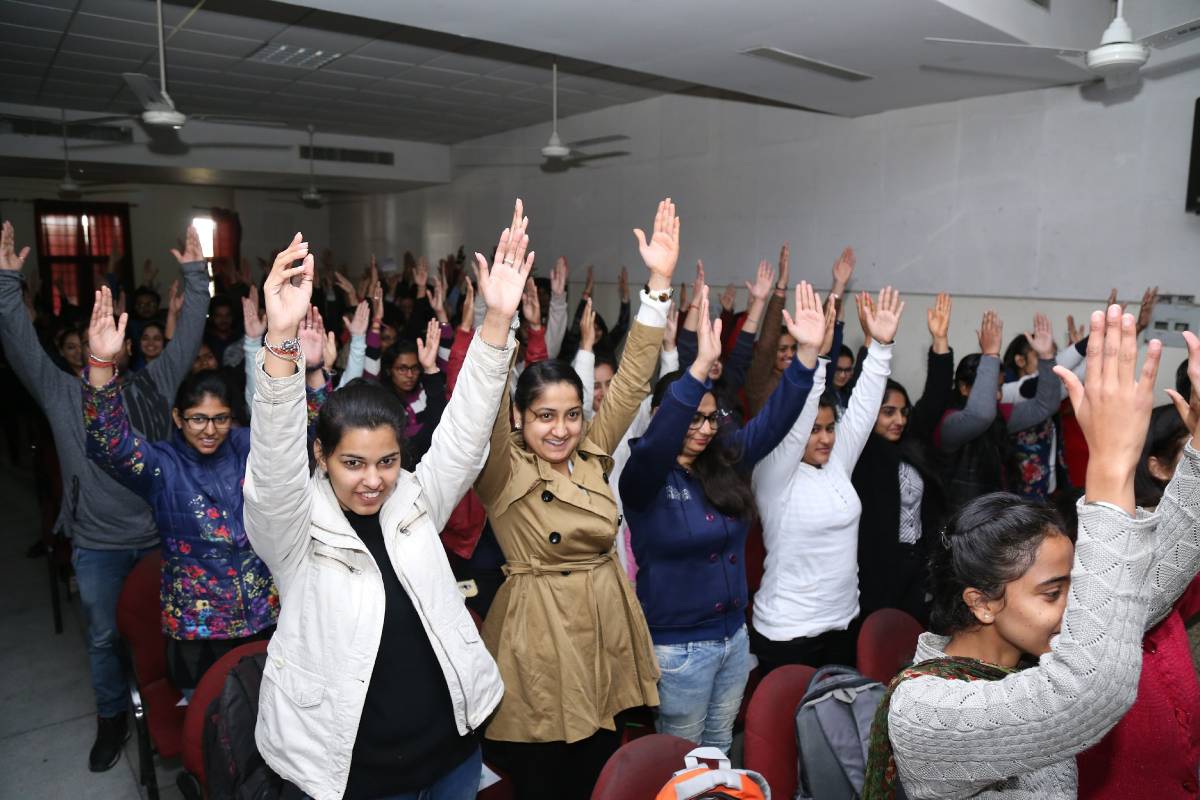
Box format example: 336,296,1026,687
389,352,421,393
973,531,1073,660
803,406,837,466
172,394,233,455
192,343,218,373
833,354,855,389
1014,343,1038,377
317,426,402,516
593,363,614,413
521,381,584,465
140,326,165,361
874,388,910,442
775,333,797,373
59,332,85,370
380,324,398,352
708,359,724,381
681,393,719,460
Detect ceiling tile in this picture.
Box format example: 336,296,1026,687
76,0,188,26
168,28,262,59
271,24,370,55
383,76,442,94
0,22,64,48
0,1,71,31
300,68,379,89
53,49,143,73
180,8,293,42
62,32,154,61
396,66,474,88
164,47,241,72
424,53,519,76
0,57,44,77
228,60,304,80
69,13,157,45
356,40,448,65
0,41,55,65
490,63,553,84
275,81,353,101
454,76,536,96
324,56,407,79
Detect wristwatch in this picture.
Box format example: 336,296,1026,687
642,283,674,303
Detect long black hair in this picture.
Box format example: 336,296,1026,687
928,493,1065,635
652,371,756,519
880,379,946,500
1134,404,1189,508
315,378,407,455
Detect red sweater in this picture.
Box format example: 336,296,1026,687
1078,577,1200,799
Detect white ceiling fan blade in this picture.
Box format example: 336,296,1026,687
924,37,1087,59
122,73,169,110
565,135,630,149
1139,17,1200,49
189,114,290,128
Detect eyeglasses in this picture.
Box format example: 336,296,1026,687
689,412,720,430
834,366,854,374
392,363,421,375
182,413,232,431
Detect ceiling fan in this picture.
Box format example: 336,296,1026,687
268,125,357,209
925,0,1200,90
79,0,285,133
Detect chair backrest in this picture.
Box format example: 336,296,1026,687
591,733,698,800
116,550,166,685
856,608,924,684
742,664,816,800
182,639,270,785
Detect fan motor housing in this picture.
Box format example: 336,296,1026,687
141,108,187,129
1086,42,1149,74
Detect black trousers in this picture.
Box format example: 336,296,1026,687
483,720,625,800
166,626,274,691
748,621,859,677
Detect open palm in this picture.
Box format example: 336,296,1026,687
783,281,826,349
863,287,904,344
475,199,534,319
633,198,680,284
264,233,313,336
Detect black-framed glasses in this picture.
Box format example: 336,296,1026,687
834,366,855,374
393,363,422,374
182,413,233,431
689,412,720,430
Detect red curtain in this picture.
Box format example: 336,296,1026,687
211,207,240,279
34,202,130,314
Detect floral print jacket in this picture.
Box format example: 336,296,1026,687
82,378,326,640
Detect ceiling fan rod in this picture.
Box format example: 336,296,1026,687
60,108,71,180
551,61,559,136
155,0,175,106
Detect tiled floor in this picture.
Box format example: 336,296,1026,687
0,458,184,800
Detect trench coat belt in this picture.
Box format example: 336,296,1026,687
502,552,613,577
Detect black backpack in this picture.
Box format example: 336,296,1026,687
203,652,301,800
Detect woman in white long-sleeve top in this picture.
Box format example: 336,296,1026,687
750,287,904,673
862,307,1200,800
242,201,534,800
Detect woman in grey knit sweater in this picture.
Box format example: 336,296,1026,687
880,305,1200,799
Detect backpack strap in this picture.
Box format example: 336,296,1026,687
683,746,732,771
860,656,1017,800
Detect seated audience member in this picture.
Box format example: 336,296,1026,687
831,344,856,412
204,293,240,362
621,283,823,754
243,208,526,800
865,307,1199,800
750,288,903,673
853,293,953,625
380,321,447,469
54,326,87,377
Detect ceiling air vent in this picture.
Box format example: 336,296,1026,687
740,46,875,82
248,43,341,69
1,117,133,143
300,145,394,166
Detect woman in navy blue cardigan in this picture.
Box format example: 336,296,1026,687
619,281,830,754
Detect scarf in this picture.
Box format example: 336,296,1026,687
862,656,1018,800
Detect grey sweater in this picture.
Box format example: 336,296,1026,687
938,355,1061,451
889,442,1200,799
0,261,209,549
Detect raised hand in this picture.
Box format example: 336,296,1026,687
170,226,204,264
263,232,313,341
0,221,31,272
322,331,337,372
551,257,568,297
87,285,127,365
343,300,369,337
583,264,595,299
855,291,876,346
1054,305,1162,512
782,281,827,368
430,273,448,323
333,272,359,306
632,197,680,289
165,279,182,315
978,310,1003,356
142,258,158,289
831,246,855,290
370,280,384,327
927,292,951,354
691,260,706,307
299,306,326,370
861,287,904,345
720,283,736,313
1166,331,1200,443
238,257,253,287
417,318,441,373
819,294,838,355
688,287,723,383
776,242,790,292
521,277,542,329
664,300,678,351
746,260,775,304
458,277,474,332
1027,312,1055,359
242,285,266,339
414,257,429,298
1066,314,1087,346
474,199,535,345
579,298,597,352
1136,286,1158,334
618,266,629,302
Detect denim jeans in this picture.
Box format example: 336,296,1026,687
653,624,755,755
72,544,158,717
312,747,482,800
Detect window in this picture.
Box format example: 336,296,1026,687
34,201,132,313
191,216,216,259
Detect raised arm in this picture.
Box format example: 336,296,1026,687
744,244,789,416
832,288,902,470
336,300,369,388
417,200,529,528
587,198,680,454
242,233,320,581
908,293,954,442
143,227,210,401
891,306,1164,796
1005,315,1063,432
937,311,1003,452
545,257,568,358
0,221,72,403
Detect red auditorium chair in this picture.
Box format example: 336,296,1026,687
856,608,924,684
179,639,270,796
591,733,698,800
742,664,816,800
116,551,184,800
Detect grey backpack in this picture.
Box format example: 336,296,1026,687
793,664,892,800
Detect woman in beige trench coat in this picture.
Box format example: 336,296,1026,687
475,199,682,800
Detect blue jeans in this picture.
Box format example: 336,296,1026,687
653,625,755,755
72,544,158,717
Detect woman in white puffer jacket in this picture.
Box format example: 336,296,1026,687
243,201,534,800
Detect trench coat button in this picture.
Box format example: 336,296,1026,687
709,553,719,563
602,472,609,482
561,571,570,577
579,452,589,461
549,531,562,545
541,490,554,502
729,553,738,564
